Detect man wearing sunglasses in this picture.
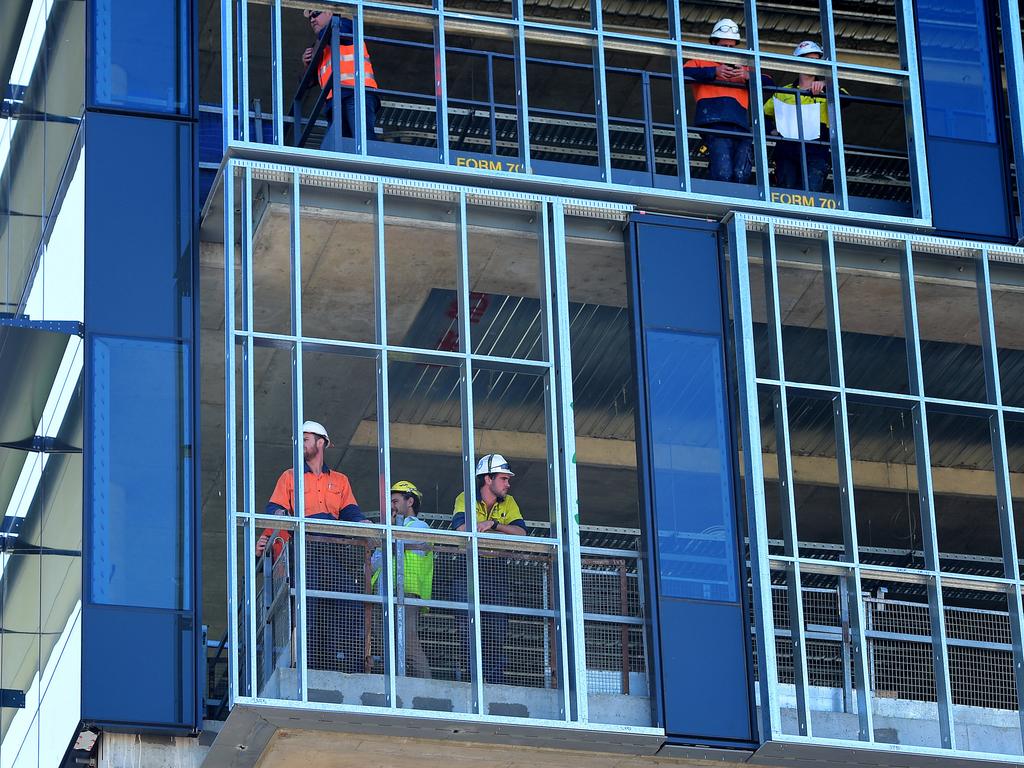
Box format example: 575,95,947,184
302,8,379,150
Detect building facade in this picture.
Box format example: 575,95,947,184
4,0,1024,766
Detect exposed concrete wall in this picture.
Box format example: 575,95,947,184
99,733,210,768
252,731,682,768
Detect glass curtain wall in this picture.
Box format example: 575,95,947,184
220,160,654,729
214,0,926,219
732,212,1024,759
0,0,85,764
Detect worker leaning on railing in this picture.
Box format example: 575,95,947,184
451,454,526,686
684,18,773,185
370,481,435,679
255,419,368,674
302,8,379,150
763,41,849,193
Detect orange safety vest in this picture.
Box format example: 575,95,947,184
318,42,378,99
684,59,751,109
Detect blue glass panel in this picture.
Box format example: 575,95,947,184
660,600,752,741
82,605,196,727
89,335,192,610
637,223,721,334
916,0,996,143
90,0,190,115
85,112,193,339
647,330,737,603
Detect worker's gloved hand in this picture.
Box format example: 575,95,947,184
302,46,315,66
370,548,383,573
256,534,270,557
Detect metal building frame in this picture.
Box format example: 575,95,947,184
729,211,1024,761
222,157,656,734
220,0,933,227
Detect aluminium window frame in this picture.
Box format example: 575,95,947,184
219,0,932,225
729,210,1024,761
221,156,655,734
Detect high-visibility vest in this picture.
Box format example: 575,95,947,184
371,518,434,603
684,59,751,109
318,42,378,99
764,85,838,128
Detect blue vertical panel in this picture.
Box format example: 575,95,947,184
82,606,196,727
632,216,755,746
648,331,737,604
83,0,198,724
89,336,192,610
915,0,1011,239
85,113,193,340
82,132,198,727
89,0,191,116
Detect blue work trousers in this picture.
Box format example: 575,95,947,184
773,140,830,192
702,131,754,184
453,555,508,685
320,92,379,151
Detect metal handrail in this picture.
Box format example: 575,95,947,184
279,28,908,191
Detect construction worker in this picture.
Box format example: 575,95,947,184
684,19,771,184
764,41,844,192
452,454,526,684
302,9,379,151
256,420,367,673
371,481,434,678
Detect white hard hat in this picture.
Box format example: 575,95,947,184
301,420,330,446
710,18,741,42
793,40,824,57
475,454,515,477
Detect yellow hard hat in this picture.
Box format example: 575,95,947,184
390,480,423,502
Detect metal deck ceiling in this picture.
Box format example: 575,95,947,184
380,284,1024,477
385,288,637,439
756,325,1024,472
438,0,903,54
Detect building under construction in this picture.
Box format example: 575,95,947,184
4,0,1024,767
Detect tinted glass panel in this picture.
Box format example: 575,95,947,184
89,335,192,610
83,605,195,726
647,329,737,603
90,0,190,115
917,0,996,143
85,113,192,339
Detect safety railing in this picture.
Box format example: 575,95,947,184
213,575,1019,721
233,518,648,709
752,583,1020,713
269,24,911,206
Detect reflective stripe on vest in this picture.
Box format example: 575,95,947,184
317,43,379,96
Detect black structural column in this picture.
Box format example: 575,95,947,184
628,213,757,747
82,0,200,731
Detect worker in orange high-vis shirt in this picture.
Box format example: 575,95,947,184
684,18,772,184
302,9,379,151
256,420,368,673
